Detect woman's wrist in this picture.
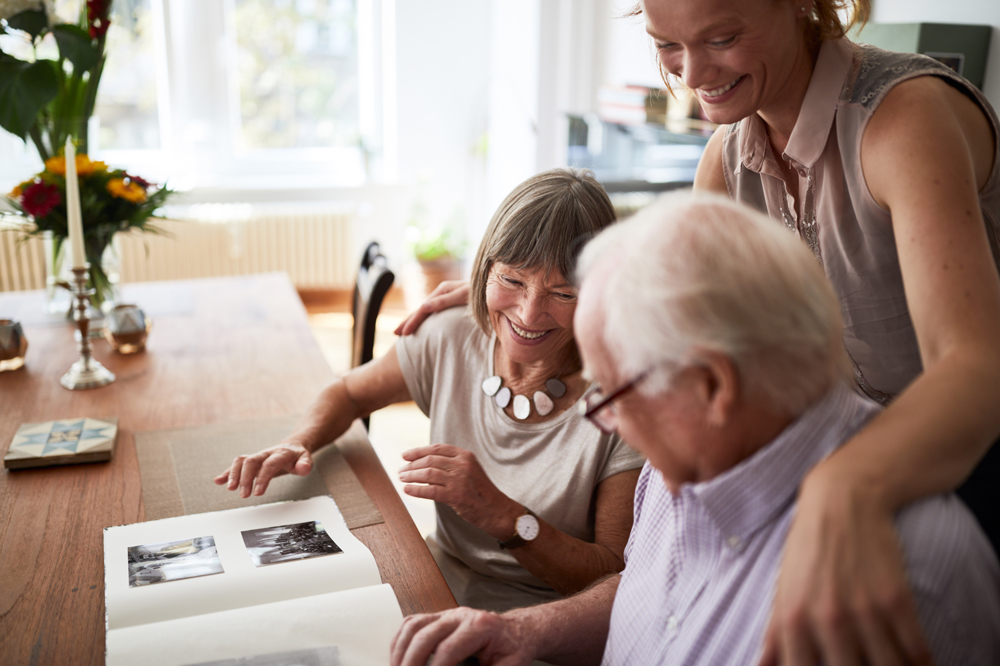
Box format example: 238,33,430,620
801,452,894,517
490,500,530,542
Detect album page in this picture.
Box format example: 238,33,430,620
104,495,392,629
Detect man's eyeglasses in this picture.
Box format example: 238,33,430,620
580,369,651,434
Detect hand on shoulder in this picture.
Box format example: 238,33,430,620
756,462,933,666
395,280,471,336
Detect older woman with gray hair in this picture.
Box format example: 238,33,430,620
216,167,643,612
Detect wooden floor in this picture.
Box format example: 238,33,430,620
302,288,436,538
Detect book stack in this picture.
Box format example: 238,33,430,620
597,85,669,125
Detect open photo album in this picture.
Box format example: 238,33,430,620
104,495,403,666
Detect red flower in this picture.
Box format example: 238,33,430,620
87,0,112,39
20,182,62,219
125,173,152,189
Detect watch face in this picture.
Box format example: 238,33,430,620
516,514,539,541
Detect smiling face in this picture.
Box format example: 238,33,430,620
486,262,578,369
642,0,814,127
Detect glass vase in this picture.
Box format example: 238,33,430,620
43,231,72,316
44,232,122,317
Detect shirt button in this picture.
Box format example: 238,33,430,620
667,615,679,631
727,536,740,549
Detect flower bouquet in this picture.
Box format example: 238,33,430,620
1,0,174,309
7,151,172,308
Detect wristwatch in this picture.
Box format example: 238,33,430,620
498,509,539,550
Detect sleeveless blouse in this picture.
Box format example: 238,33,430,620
721,37,1000,402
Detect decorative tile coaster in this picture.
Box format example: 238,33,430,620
4,417,118,469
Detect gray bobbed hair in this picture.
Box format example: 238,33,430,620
576,190,848,417
469,167,617,336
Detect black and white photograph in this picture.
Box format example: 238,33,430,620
127,536,224,587
185,646,340,666
241,521,343,567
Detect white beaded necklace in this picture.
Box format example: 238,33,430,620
481,335,567,420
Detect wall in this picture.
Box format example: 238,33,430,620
393,0,492,249
871,0,1000,109
600,0,662,90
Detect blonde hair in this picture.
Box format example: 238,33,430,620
468,168,616,337
576,190,849,417
808,0,870,42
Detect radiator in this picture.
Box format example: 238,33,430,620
0,204,356,292
0,226,46,292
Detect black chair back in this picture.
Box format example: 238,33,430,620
352,242,395,429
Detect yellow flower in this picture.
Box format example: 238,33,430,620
107,178,147,204
44,155,67,175
43,154,107,177
80,158,108,176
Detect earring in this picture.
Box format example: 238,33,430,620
800,6,806,11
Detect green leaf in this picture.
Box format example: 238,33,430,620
52,24,100,73
0,57,58,139
6,9,49,42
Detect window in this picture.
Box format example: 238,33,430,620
2,0,388,195
233,0,359,151
92,0,162,151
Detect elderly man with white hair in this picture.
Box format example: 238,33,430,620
389,191,1000,666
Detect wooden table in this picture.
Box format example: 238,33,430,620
0,273,455,666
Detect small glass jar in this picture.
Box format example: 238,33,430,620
0,319,28,371
102,304,151,354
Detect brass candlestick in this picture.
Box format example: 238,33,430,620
60,264,115,390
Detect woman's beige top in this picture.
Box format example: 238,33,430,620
395,307,644,612
721,37,1000,402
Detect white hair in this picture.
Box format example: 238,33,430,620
576,190,848,417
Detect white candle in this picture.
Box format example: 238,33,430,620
64,138,86,269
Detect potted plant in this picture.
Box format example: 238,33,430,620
404,204,467,297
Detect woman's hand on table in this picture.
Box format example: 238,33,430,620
214,442,314,498
756,465,933,666
399,443,520,538
394,281,470,336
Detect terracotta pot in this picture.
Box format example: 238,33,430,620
417,257,463,296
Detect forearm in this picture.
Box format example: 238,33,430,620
283,378,360,454
509,522,626,596
288,348,412,454
810,350,1000,510
493,471,636,596
507,574,619,665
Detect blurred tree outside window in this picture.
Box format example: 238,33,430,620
233,0,359,151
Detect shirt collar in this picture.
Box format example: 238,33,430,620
784,37,855,169
686,382,879,547
735,37,854,175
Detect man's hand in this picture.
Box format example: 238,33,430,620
390,608,532,666
213,442,314,498
395,281,470,336
756,469,933,666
